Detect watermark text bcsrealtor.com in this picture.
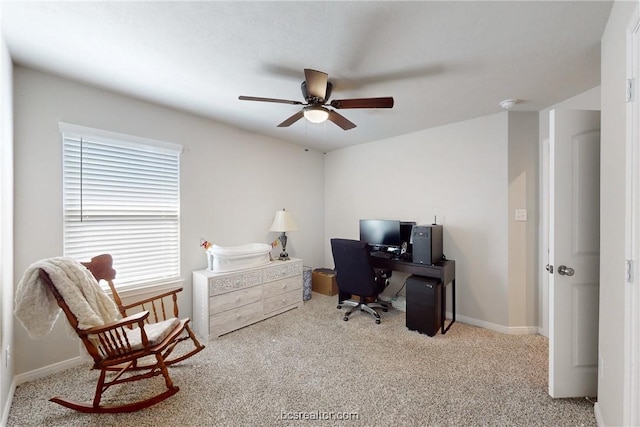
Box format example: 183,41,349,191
280,410,360,421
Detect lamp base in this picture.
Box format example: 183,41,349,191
278,252,290,261
278,233,290,260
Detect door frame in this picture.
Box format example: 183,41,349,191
539,137,550,338
625,7,640,426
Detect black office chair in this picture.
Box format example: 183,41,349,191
330,238,391,324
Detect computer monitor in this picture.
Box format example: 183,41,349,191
359,219,401,250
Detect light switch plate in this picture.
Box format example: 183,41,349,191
515,209,527,221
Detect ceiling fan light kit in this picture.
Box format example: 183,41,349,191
303,106,330,123
239,68,394,130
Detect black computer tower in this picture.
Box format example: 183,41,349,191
411,224,443,265
406,275,442,337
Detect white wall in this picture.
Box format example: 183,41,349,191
507,112,539,329
325,113,516,328
0,19,15,423
12,67,325,375
597,1,637,425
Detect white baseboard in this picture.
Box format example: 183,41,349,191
594,402,604,426
386,306,540,335
13,356,85,386
388,307,540,335
506,325,540,335
1,378,16,427
450,312,539,335
537,326,548,337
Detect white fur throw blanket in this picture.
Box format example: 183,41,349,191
14,257,120,338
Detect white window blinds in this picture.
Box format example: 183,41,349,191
61,123,181,287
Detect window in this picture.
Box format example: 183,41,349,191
60,123,181,288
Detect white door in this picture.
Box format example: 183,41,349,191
548,109,601,398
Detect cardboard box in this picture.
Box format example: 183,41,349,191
351,294,375,303
312,269,338,296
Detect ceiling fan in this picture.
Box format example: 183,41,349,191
238,69,394,130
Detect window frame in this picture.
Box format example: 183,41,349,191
59,122,182,291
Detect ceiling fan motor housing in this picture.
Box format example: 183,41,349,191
301,81,332,104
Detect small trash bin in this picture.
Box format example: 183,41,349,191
302,266,312,301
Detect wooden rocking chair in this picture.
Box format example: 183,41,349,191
38,254,205,413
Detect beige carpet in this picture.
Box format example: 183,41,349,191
7,293,596,426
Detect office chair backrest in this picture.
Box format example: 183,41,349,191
330,238,380,298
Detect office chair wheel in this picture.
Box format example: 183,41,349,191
375,319,381,324
337,304,342,309
343,316,349,322
382,308,388,312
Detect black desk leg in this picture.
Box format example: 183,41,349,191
442,279,456,334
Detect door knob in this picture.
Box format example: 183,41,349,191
557,265,575,276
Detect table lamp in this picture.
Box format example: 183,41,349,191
269,208,298,260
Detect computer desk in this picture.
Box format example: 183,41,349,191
370,257,456,334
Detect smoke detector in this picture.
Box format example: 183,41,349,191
499,99,518,110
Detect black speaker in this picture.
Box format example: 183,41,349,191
411,224,443,265
406,275,442,337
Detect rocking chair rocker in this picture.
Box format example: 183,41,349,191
37,254,205,413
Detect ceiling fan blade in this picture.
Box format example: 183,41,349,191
328,110,356,130
239,96,303,105
277,111,305,127
304,69,328,100
330,97,394,109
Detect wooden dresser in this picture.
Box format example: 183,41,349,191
192,258,303,340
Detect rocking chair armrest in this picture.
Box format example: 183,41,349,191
120,287,183,312
117,287,184,323
78,311,150,336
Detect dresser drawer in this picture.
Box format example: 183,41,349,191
263,289,301,315
209,285,262,314
263,260,303,283
263,275,302,298
208,270,262,295
209,300,263,337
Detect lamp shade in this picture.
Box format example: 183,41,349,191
269,209,298,232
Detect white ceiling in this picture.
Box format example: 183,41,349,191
1,1,613,152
